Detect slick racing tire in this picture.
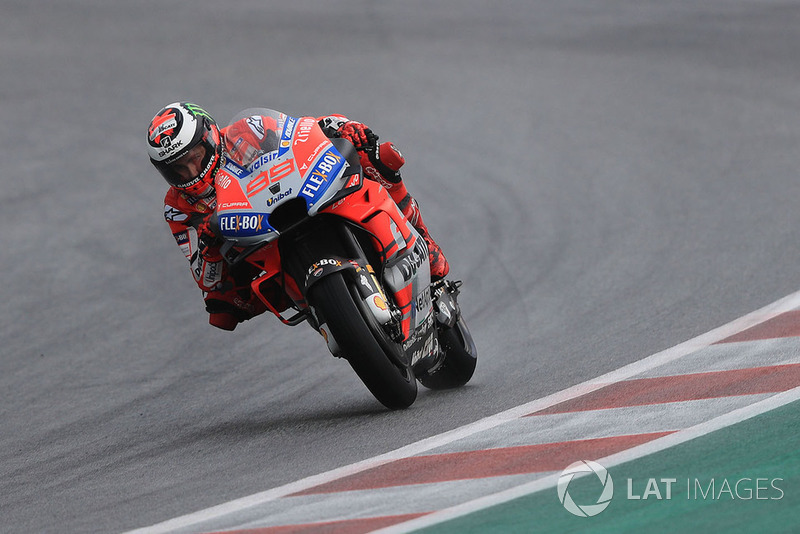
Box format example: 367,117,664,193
309,272,417,409
418,317,478,390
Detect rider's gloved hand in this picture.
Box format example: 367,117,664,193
337,121,377,151
337,121,406,184
196,215,223,262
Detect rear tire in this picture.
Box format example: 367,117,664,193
308,272,417,409
418,317,478,390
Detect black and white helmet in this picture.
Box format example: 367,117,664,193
147,102,222,197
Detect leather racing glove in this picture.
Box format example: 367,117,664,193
196,214,224,263
336,121,376,150
336,121,405,184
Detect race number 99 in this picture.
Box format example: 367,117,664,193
246,159,295,197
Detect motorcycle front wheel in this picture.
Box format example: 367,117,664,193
308,272,417,409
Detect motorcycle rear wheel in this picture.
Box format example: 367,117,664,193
309,272,417,409
418,317,478,390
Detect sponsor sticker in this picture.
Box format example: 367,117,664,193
299,147,345,204
223,159,248,179
278,116,298,157
307,258,342,276
247,116,265,138
164,205,188,222
218,201,251,210
173,231,189,245
266,188,293,207
218,212,271,237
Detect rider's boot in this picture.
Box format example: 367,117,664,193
390,183,450,281
364,141,450,280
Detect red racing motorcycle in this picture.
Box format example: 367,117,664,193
210,108,477,409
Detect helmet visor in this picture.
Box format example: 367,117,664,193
154,132,218,189
163,144,209,186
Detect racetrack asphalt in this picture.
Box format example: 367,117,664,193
3,1,800,532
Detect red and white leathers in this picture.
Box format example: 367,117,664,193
319,115,450,281
163,187,275,331
164,112,449,331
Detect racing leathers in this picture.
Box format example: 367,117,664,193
163,112,449,331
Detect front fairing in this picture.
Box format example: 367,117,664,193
213,108,352,246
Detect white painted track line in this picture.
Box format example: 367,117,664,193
376,385,800,534
126,289,800,534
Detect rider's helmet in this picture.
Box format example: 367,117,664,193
147,102,222,198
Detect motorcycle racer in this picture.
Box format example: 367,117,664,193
147,102,450,331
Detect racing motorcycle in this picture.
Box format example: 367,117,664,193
210,108,477,409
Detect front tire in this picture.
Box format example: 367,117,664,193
308,272,417,409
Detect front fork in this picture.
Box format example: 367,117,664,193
307,255,403,356
301,223,405,357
